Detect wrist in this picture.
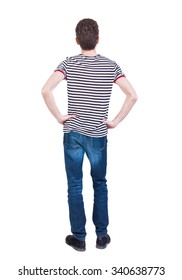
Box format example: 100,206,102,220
113,118,119,127
56,113,63,123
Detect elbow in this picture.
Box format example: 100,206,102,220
41,87,49,99
131,93,138,104
133,95,138,103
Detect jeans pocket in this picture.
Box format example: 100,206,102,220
90,136,107,152
64,132,82,148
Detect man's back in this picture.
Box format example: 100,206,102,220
55,54,125,137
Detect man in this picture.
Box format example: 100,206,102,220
42,18,137,252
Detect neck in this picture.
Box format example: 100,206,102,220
81,49,97,56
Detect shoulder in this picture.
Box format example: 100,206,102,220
57,54,80,64
98,55,119,67
65,54,82,62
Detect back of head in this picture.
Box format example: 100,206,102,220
75,18,99,50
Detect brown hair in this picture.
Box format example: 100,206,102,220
75,18,99,50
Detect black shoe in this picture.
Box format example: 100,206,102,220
65,235,86,252
96,234,111,249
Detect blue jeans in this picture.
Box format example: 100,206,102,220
63,131,108,241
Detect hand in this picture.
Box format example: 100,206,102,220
103,119,117,129
57,114,76,125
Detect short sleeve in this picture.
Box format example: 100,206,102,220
113,62,125,83
54,58,68,78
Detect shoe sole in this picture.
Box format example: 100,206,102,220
66,242,86,252
72,245,86,252
96,241,110,249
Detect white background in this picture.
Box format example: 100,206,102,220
0,0,181,279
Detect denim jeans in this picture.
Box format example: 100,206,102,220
63,131,108,241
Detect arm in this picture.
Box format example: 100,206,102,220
41,71,76,124
104,77,138,128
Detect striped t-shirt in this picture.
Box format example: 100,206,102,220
55,54,125,137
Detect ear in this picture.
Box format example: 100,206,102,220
76,37,79,45
96,36,99,44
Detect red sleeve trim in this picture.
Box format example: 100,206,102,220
114,75,126,83
54,69,65,75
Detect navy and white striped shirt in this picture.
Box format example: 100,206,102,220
55,54,125,137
